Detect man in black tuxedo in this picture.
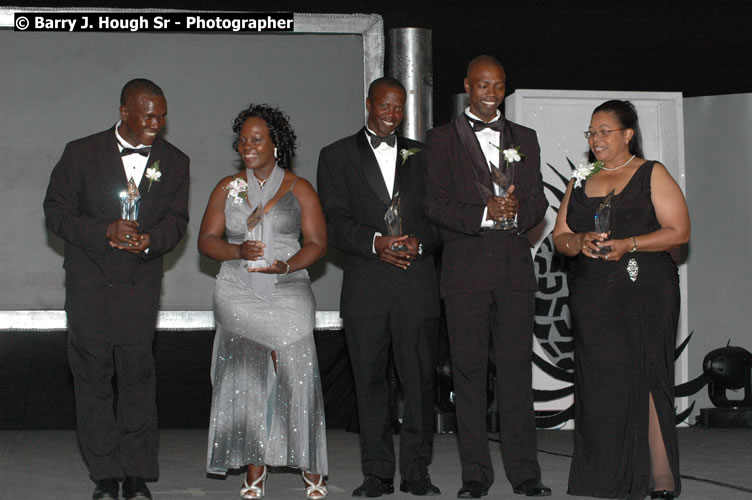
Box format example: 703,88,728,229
44,79,189,500
424,56,551,498
317,77,441,497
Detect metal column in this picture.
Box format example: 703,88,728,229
387,28,433,142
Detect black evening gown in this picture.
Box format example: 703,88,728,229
566,161,681,498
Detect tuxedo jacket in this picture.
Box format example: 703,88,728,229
44,127,190,344
424,117,548,297
317,127,440,319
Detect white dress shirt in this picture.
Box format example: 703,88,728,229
366,127,398,198
115,121,152,252
464,108,503,228
365,127,398,252
115,120,150,187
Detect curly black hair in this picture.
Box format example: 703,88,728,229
232,104,297,169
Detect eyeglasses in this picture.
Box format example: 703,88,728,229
584,128,625,139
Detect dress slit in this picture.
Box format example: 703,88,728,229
648,392,677,492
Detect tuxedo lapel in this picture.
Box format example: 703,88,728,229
103,128,127,181
501,120,517,152
139,138,162,198
453,116,494,198
500,123,522,185
393,136,410,197
98,129,132,214
355,128,392,206
394,136,418,232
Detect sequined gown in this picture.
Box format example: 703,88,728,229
207,186,328,475
566,161,681,497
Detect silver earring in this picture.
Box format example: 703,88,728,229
274,147,278,159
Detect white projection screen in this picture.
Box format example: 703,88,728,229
0,10,385,329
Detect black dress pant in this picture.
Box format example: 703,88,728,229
345,311,438,481
67,332,158,481
444,287,541,488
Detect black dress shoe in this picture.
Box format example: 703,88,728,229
92,478,119,500
513,478,552,496
650,491,675,499
123,476,152,500
400,476,441,496
457,480,488,498
352,475,394,497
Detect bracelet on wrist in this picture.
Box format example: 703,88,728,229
280,260,290,276
630,236,638,253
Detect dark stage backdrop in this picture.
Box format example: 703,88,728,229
0,330,358,430
0,29,364,311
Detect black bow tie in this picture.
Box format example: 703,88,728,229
467,117,504,132
367,131,396,149
120,146,151,157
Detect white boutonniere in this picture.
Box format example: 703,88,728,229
400,147,421,166
502,147,523,165
224,177,248,202
145,161,161,192
572,159,604,188
490,143,524,167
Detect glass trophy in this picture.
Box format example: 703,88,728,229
384,191,407,252
119,178,140,222
488,160,517,230
593,189,615,254
244,204,270,271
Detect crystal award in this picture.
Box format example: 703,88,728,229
489,160,517,230
244,204,270,270
384,191,407,252
593,189,615,254
119,177,141,221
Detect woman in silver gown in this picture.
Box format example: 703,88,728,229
198,104,328,499
553,100,690,499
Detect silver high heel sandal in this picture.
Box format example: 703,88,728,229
302,471,328,499
240,465,267,499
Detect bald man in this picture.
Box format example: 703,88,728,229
424,56,551,498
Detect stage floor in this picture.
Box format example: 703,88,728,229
1,428,750,499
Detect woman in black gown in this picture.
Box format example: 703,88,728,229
553,100,690,499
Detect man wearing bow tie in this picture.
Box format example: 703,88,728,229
424,56,551,498
317,77,441,497
44,79,189,500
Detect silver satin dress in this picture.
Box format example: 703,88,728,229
207,188,328,475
